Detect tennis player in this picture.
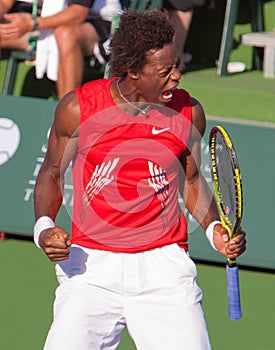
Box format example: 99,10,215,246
33,9,246,350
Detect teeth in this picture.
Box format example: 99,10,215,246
162,90,173,100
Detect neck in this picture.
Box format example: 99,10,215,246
115,78,150,116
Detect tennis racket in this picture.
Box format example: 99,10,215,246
209,125,243,320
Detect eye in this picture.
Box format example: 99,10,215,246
160,69,172,77
159,58,181,77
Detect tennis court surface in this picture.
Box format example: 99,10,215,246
0,238,274,350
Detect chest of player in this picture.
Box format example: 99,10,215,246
77,108,191,174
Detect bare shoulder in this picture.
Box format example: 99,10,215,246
191,97,206,139
54,91,80,137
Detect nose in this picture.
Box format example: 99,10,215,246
171,66,182,80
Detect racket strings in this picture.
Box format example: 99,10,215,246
215,135,237,227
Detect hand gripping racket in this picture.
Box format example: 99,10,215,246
209,125,243,320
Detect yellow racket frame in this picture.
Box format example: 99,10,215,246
209,125,243,265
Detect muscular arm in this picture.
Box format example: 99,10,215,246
34,92,80,220
182,98,219,230
34,91,80,261
182,98,246,258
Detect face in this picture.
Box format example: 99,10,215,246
136,43,182,105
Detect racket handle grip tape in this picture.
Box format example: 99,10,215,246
226,264,242,320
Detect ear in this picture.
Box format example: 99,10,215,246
127,69,140,80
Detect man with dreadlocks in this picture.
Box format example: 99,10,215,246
34,9,246,350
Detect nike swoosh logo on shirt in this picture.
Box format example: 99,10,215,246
152,126,171,135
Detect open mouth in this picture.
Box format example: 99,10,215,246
162,90,173,100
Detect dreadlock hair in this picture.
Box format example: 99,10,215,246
109,9,175,77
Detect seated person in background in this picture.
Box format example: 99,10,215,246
0,0,41,51
163,0,205,71
0,0,123,99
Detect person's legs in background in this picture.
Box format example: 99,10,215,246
54,22,99,99
167,8,194,71
163,0,206,71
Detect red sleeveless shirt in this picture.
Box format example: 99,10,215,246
70,78,193,253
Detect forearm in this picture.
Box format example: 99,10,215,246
36,5,88,30
34,166,63,222
183,175,220,231
33,167,71,260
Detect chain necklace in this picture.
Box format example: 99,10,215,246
116,79,150,116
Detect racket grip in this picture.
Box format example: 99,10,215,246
226,264,242,320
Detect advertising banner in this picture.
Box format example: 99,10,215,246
0,95,70,235
0,95,274,269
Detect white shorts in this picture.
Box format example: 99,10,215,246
43,243,211,350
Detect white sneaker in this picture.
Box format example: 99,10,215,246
227,61,246,73
93,38,111,65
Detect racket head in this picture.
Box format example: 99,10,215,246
209,125,243,238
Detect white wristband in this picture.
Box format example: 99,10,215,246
33,216,55,248
206,220,221,251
